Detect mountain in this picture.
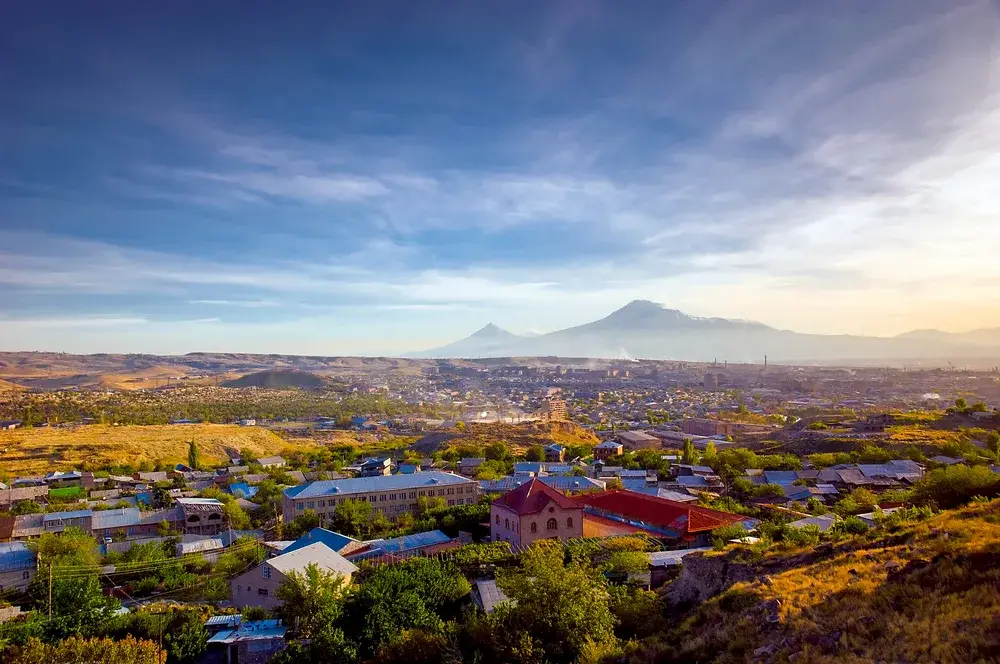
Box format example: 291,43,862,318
409,300,1000,363
409,323,525,358
222,369,328,389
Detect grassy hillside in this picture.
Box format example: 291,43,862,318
642,500,1000,664
0,424,315,476
429,420,600,456
0,379,26,391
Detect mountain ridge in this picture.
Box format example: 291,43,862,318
409,300,1000,362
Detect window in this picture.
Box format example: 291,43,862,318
409,491,416,499
258,588,269,596
495,514,500,524
566,517,573,528
530,522,537,533
447,488,454,495
437,489,446,496
379,494,387,502
238,585,242,592
22,571,30,580
546,518,557,531
389,493,396,500
448,500,454,506
262,566,271,579
319,500,325,507
307,502,315,509
505,518,509,529
296,503,304,511
369,496,376,503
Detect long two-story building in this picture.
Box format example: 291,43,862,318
282,472,480,524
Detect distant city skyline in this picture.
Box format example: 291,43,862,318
2,1,1000,355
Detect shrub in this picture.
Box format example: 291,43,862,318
911,465,1000,509
783,524,822,546
832,516,869,535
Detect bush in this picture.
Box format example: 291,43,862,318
911,465,1000,509
832,516,869,536
710,524,750,550
783,524,822,547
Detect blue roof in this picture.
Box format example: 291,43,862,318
43,509,93,522
676,476,709,487
513,462,543,474
359,530,451,557
398,464,419,474
284,471,474,500
763,471,798,485
595,441,624,449
547,444,565,451
0,542,35,570
282,527,359,555
229,482,259,499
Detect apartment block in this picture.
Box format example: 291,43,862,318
282,472,480,524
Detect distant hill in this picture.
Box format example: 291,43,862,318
409,299,1000,363
222,369,328,389
0,378,26,391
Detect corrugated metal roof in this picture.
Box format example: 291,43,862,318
176,538,225,554
205,614,242,628
648,548,711,567
43,509,93,522
284,471,475,500
480,475,605,493
0,542,35,570
91,508,142,530
472,579,511,613
282,527,359,555
366,529,451,554
267,542,358,577
207,620,286,644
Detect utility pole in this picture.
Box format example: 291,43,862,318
48,560,53,620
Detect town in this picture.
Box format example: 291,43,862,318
1,356,999,663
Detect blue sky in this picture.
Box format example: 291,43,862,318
2,0,1000,354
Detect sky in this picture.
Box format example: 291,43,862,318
2,0,1000,355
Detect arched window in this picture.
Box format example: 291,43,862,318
530,522,537,533
495,514,500,524
546,518,557,531
505,518,509,529
566,517,573,528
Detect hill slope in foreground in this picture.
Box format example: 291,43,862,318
0,424,306,476
646,501,1000,664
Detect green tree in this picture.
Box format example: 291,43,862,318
186,441,199,470
331,500,373,537
524,446,545,462
702,440,717,463
11,500,43,515
495,542,615,664
342,558,470,659
286,509,322,539
164,612,207,664
986,431,1000,456
681,438,699,465
223,500,251,530
955,397,969,411
276,563,350,639
484,441,510,461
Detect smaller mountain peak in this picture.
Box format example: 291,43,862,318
471,323,512,338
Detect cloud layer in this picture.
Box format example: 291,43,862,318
1,1,999,353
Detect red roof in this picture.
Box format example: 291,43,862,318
573,490,744,535
492,478,581,516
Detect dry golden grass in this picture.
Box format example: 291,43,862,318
0,379,26,391
0,424,318,476
885,423,967,447
666,501,1000,663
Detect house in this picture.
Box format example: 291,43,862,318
280,527,363,557
230,542,358,610
283,472,480,523
574,490,749,545
0,542,36,593
207,619,287,664
460,458,486,476
346,530,454,562
43,509,93,534
480,475,605,495
0,486,48,510
0,420,22,431
855,414,895,433
359,458,391,477
787,514,839,532
617,431,659,450
471,579,512,614
257,456,286,469
237,419,257,427
397,463,421,475
176,538,226,562
229,483,259,500
594,441,624,460
91,508,145,541
176,498,226,535
490,478,583,546
134,471,168,484
545,444,566,462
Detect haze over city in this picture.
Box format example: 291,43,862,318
2,1,1000,355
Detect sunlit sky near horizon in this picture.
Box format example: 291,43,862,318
2,1,1000,355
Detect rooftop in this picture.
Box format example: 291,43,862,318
492,478,581,516
267,541,358,578
574,490,745,536
284,471,474,500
